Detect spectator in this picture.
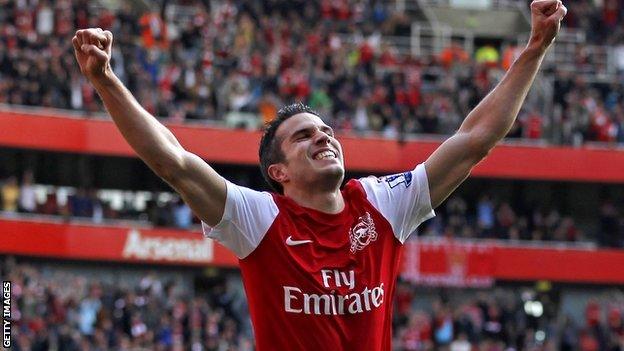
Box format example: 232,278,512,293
501,43,523,71
439,40,470,69
400,311,433,351
496,202,517,239
39,191,60,216
173,197,193,229
68,188,94,218
615,44,624,75
1,176,19,212
599,200,620,247
450,332,472,351
520,109,544,139
474,45,500,67
477,195,495,238
78,284,102,336
18,170,36,213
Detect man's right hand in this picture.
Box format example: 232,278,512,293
72,28,113,81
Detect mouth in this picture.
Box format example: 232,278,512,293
312,149,338,161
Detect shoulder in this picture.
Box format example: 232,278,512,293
202,181,280,259
354,164,435,243
358,166,422,199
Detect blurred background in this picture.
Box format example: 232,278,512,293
1,0,624,350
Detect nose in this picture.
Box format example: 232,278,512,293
313,129,331,145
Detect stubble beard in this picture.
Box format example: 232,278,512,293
313,165,345,192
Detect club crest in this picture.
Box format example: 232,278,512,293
349,212,378,253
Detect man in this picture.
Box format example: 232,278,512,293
72,1,566,349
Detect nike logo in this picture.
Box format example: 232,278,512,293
285,236,313,246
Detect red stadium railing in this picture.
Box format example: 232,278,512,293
2,217,624,285
0,217,237,267
402,238,624,287
2,109,624,182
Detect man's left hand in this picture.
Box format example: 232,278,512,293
527,0,568,51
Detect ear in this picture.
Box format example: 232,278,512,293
267,163,289,185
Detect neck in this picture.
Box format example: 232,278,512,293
283,186,345,214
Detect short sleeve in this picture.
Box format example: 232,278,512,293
358,163,435,243
202,181,279,259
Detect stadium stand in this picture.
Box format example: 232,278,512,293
0,0,623,144
1,0,624,350
2,257,253,351
4,257,624,350
392,281,624,351
3,170,624,247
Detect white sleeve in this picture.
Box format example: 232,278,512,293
201,181,279,259
359,163,435,243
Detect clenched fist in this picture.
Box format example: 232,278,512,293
72,28,113,80
528,0,567,51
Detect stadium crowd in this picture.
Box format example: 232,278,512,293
2,171,624,248
0,170,199,229
392,281,624,351
2,257,253,351
420,194,594,245
3,257,623,350
0,0,623,145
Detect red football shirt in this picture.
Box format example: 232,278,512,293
204,164,435,350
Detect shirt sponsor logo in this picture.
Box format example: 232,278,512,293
283,269,384,315
378,171,413,189
285,236,313,246
349,212,377,253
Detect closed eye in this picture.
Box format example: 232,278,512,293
321,126,335,137
290,126,334,142
295,131,312,141
291,128,313,142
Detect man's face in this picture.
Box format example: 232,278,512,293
271,113,344,191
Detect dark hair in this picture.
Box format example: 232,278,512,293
259,102,322,194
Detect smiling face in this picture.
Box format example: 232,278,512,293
268,113,345,193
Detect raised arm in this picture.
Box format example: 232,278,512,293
72,28,226,225
424,0,567,208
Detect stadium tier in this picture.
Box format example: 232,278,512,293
2,109,624,349
1,0,624,350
